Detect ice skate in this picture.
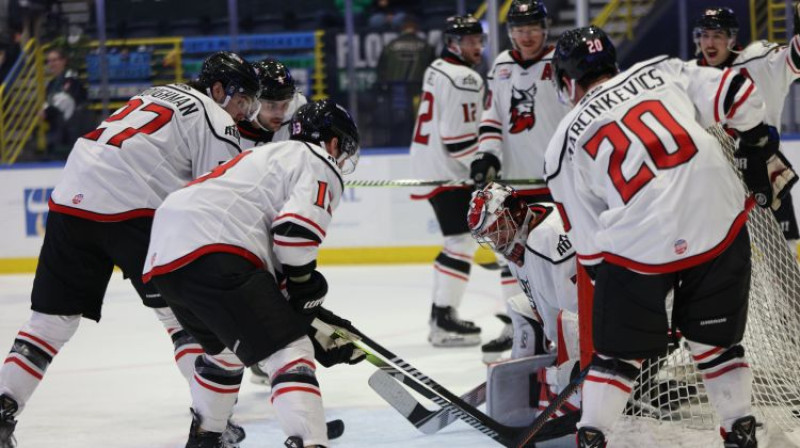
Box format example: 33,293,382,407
222,419,245,446
723,416,758,448
428,305,481,347
577,426,607,448
481,314,513,362
185,408,229,448
0,395,18,448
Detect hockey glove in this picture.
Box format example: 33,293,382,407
287,270,328,315
735,124,798,210
307,323,366,368
470,152,501,189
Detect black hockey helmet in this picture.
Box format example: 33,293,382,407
444,15,484,41
253,58,296,101
196,51,261,100
554,26,618,99
507,0,548,27
290,99,361,174
695,7,739,35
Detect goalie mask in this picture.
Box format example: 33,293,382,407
468,183,541,264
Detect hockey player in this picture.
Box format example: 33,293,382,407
468,182,581,420
238,57,308,147
546,26,797,447
0,51,261,448
143,100,364,448
691,5,800,256
472,0,572,360
409,15,486,347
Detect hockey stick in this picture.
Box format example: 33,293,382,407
344,178,545,188
313,310,578,446
368,368,487,434
512,365,589,448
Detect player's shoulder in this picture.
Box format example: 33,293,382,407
734,40,782,65
621,55,674,77
290,140,345,190
525,204,575,264
491,50,516,68
430,58,483,92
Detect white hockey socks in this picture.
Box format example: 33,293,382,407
0,312,80,414
578,355,642,434
432,233,477,308
154,307,204,384
687,340,753,431
190,350,243,433
263,336,328,447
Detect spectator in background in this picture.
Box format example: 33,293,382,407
374,14,435,146
40,47,87,158
367,0,406,30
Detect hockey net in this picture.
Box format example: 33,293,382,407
579,125,800,447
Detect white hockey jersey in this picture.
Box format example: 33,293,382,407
479,48,571,192
239,92,308,148
409,54,484,199
507,204,578,343
545,56,765,273
143,140,343,281
689,35,800,129
49,84,241,221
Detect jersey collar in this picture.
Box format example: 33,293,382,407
237,120,274,142
510,46,553,69
441,48,471,67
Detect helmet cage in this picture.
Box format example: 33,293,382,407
468,183,526,254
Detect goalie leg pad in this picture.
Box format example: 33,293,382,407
263,336,328,448
687,340,753,431
486,354,556,427
433,233,477,308
0,312,80,414
189,350,244,433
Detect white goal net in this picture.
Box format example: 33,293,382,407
604,126,800,447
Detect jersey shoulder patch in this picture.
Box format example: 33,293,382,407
430,60,483,92
735,40,781,64
526,207,575,264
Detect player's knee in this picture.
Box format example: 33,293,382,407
261,337,319,390
590,354,642,383
23,311,81,348
687,341,746,373
195,351,245,380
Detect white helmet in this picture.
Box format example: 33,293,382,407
467,182,532,258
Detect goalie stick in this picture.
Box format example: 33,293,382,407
344,178,545,188
368,369,487,434
313,311,580,446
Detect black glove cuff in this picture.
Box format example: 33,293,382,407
474,152,501,171
738,123,770,147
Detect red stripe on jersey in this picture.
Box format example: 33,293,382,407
692,346,723,361
434,264,469,282
452,144,480,159
556,311,568,365
726,82,754,120
442,248,472,261
274,213,326,237
442,133,477,142
601,200,751,274
515,187,550,197
49,198,155,222
174,347,204,362
481,119,502,126
586,374,632,393
501,279,517,285
713,69,733,123
18,331,58,356
4,357,43,380
270,386,321,403
274,240,320,247
704,362,749,380
274,358,316,377
143,244,263,283
194,374,240,394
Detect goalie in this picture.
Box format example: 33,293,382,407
467,182,581,426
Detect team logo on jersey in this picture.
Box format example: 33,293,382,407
674,239,688,255
518,278,532,300
556,234,572,256
72,194,84,205
462,74,479,87
24,187,54,237
509,84,537,133
225,125,241,142
496,67,511,80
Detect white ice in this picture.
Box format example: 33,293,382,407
1,265,799,448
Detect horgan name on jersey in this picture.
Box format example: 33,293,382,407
139,85,200,116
